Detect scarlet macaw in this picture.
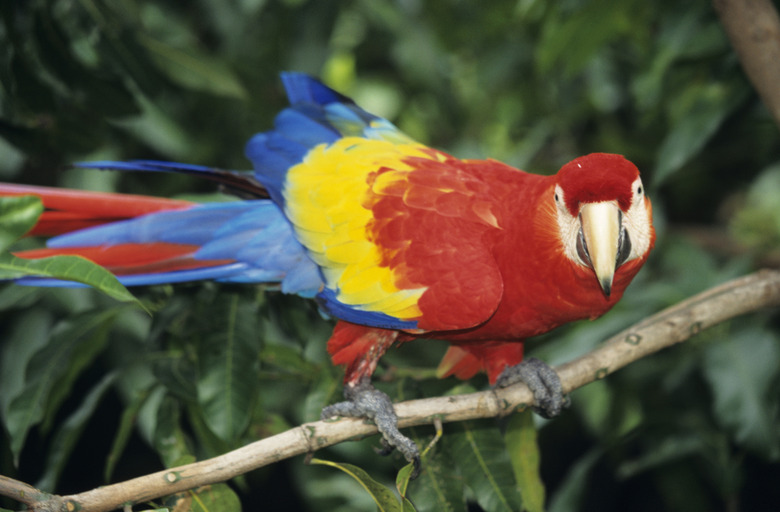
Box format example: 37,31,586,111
1,73,655,474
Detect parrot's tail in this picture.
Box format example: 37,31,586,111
70,160,269,200
0,183,195,236
1,183,322,295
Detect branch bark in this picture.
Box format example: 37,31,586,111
3,270,780,512
714,0,780,129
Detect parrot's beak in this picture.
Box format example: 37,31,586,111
579,201,621,297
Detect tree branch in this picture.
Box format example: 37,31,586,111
714,0,780,129
4,270,780,512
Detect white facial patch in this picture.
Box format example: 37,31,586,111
554,177,652,268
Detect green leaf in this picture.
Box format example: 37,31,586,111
160,483,241,512
536,0,632,77
653,80,749,186
196,293,260,443
0,253,145,311
0,195,43,251
506,411,545,512
447,421,522,512
310,458,408,512
407,425,463,512
36,372,118,491
139,35,248,99
4,309,117,464
154,394,195,468
189,483,242,512
615,434,706,479
730,162,780,250
105,386,155,481
0,309,53,419
702,327,780,459
547,449,602,512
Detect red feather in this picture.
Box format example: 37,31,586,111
16,243,233,275
0,183,194,236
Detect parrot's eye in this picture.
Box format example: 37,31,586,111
636,186,642,195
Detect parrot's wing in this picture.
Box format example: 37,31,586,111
245,73,505,332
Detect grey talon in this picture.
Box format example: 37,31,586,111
322,380,421,478
495,357,570,418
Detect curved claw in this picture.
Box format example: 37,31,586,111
494,357,570,418
321,380,421,479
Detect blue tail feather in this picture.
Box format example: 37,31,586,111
75,160,268,199
42,200,323,295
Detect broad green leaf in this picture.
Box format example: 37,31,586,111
447,421,522,512
154,394,195,468
730,162,780,250
0,253,145,311
615,434,706,479
536,0,632,77
506,411,545,512
189,483,242,512
153,354,198,403
105,386,155,481
4,309,117,464
0,280,45,309
259,342,319,376
311,458,408,512
160,483,241,512
0,195,43,251
631,11,709,110
547,449,602,512
653,80,749,187
139,35,248,99
36,373,117,491
407,425,463,512
40,311,117,434
196,293,260,443
702,327,780,459
0,309,53,421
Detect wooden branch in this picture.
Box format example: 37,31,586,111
714,0,780,129
3,270,780,512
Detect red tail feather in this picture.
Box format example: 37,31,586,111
0,183,194,236
15,243,233,275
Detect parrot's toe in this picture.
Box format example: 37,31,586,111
321,380,421,478
494,357,571,418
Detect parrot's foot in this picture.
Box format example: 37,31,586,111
494,357,570,418
321,380,421,478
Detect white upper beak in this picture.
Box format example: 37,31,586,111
579,201,621,297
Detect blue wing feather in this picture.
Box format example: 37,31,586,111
245,72,410,207
316,289,418,330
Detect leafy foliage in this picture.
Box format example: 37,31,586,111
2,0,780,511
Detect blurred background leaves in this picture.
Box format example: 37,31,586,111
1,0,780,510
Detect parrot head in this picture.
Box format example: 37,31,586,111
553,153,654,297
